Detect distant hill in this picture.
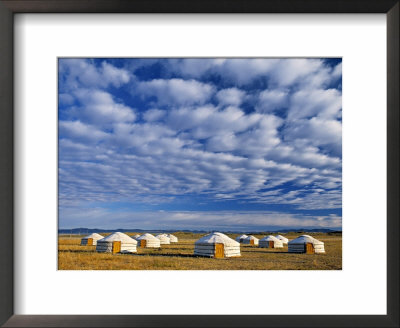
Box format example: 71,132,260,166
267,228,341,233
58,227,341,234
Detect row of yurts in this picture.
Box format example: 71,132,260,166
80,231,325,258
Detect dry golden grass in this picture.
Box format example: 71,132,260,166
58,232,342,270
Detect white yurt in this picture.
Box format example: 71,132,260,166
275,235,289,244
235,234,248,243
288,235,325,254
194,232,241,258
167,234,178,243
156,234,171,245
96,232,137,254
259,235,283,248
242,235,259,246
137,233,161,248
133,234,141,240
80,233,104,246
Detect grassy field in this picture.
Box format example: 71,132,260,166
58,232,342,270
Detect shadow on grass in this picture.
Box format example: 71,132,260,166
60,249,298,259
58,249,201,258
241,249,292,254
125,252,197,258
58,249,94,254
126,253,240,260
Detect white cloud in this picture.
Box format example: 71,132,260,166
59,59,131,90
59,120,109,143
268,59,324,87
161,58,277,85
257,89,289,113
332,62,342,79
166,105,263,141
136,78,215,106
216,88,246,106
267,144,341,169
288,88,342,120
166,105,214,131
72,89,136,125
142,109,166,122
233,114,283,157
166,58,223,78
284,117,342,155
109,122,176,150
59,208,342,230
206,133,237,152
189,107,262,139
162,58,340,89
216,59,277,85
100,61,130,87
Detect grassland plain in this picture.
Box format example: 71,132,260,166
58,232,342,270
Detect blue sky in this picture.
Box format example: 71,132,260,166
58,58,342,231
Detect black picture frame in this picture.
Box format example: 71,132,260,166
0,1,398,327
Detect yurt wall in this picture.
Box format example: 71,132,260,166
288,235,325,254
95,232,137,253
137,233,161,248
80,233,104,246
194,232,241,258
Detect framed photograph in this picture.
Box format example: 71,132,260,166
0,1,398,327
57,56,342,271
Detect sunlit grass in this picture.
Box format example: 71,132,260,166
58,232,342,270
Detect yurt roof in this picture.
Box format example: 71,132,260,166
156,234,170,240
167,234,177,238
195,232,239,246
237,234,248,239
260,235,281,242
100,232,137,243
244,235,259,241
137,233,158,241
288,235,324,245
275,235,289,241
82,233,104,240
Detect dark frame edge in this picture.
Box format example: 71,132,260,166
0,0,14,327
387,2,400,327
1,1,399,327
0,0,398,13
1,314,400,328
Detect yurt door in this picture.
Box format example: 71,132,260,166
112,241,121,254
87,238,93,246
215,244,224,258
140,240,147,248
268,241,274,248
250,239,254,245
305,243,315,254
